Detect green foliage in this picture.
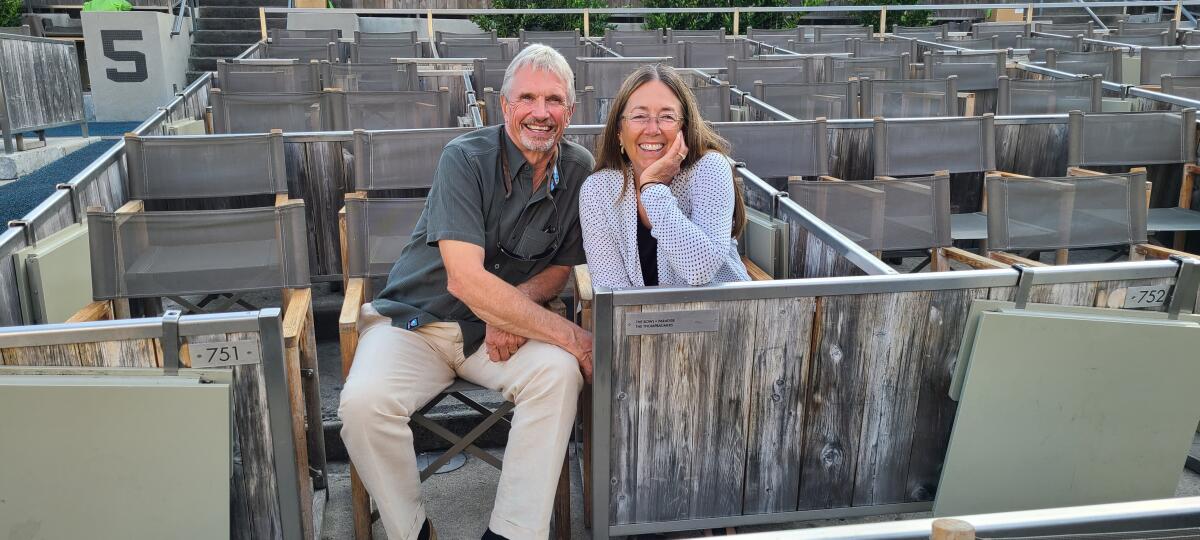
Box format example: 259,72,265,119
0,0,23,28
641,0,817,32
850,0,931,31
470,0,613,38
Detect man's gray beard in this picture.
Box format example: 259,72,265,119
519,131,556,153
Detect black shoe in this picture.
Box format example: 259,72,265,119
481,528,509,540
418,519,436,540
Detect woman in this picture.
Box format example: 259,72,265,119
579,64,749,289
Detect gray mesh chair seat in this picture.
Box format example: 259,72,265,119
1139,46,1200,84
217,59,321,93
822,54,910,82
951,212,988,240
874,115,996,176
1045,49,1122,80
714,120,829,179
89,206,309,299
1148,207,1200,231
860,77,958,118
680,40,751,68
351,42,426,63
726,55,815,89
984,173,1148,251
322,60,421,91
329,90,454,130
996,75,1102,115
787,175,952,252
752,81,858,120
210,90,328,133
924,51,1005,91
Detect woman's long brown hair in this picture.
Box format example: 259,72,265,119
592,64,746,238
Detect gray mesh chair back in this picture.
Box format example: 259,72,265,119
937,36,999,50
1105,33,1173,47
355,30,417,44
874,115,997,176
854,38,916,58
438,41,512,62
328,89,453,130
1067,109,1197,167
681,40,751,68
470,57,511,96
713,120,829,179
1045,49,1122,80
786,39,853,55
351,127,473,191
667,28,726,43
351,42,425,63
217,59,321,93
787,174,952,251
210,90,328,133
813,25,872,41
746,27,802,50
971,22,1030,48
435,30,498,43
1160,74,1200,100
604,28,663,47
1017,35,1084,61
343,197,426,278
726,55,815,89
1036,21,1094,39
924,50,1005,91
1139,46,1200,84
823,54,910,82
125,132,287,200
271,28,339,41
894,23,948,40
579,57,674,101
860,77,958,118
88,204,310,299
322,60,420,91
996,75,1102,115
681,73,732,122
519,29,579,44
263,41,334,62
984,172,1148,251
1117,19,1177,36
753,81,858,120
615,41,683,60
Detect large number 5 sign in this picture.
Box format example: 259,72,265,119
100,29,148,82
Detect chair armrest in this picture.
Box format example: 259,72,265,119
987,250,1047,267
572,264,593,302
741,255,773,281
66,300,113,323
1133,243,1199,261
282,287,313,349
940,247,1009,270
340,277,366,333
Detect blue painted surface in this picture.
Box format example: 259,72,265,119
0,141,119,224
23,122,143,138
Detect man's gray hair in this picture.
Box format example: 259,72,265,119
500,43,576,104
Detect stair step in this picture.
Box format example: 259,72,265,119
188,56,223,71
192,29,262,44
191,42,254,57
199,6,286,18
196,0,288,6
194,17,284,30
186,70,212,84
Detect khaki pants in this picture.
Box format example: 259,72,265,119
339,303,583,540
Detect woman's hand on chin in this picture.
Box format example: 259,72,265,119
637,133,688,190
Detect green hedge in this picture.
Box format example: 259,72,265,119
1,0,23,28
470,0,613,38
641,0,816,32
850,0,931,30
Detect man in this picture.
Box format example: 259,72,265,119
339,44,594,540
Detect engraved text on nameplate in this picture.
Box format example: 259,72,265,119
191,339,261,368
625,309,720,336
1124,285,1171,309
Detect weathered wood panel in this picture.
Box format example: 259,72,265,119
826,125,872,180
995,122,1069,178
610,304,641,524
790,229,866,279
743,296,815,513
0,36,84,131
0,250,24,326
614,300,758,524
286,140,352,279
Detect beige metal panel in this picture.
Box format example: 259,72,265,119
935,309,1200,517
0,372,230,539
13,222,92,324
